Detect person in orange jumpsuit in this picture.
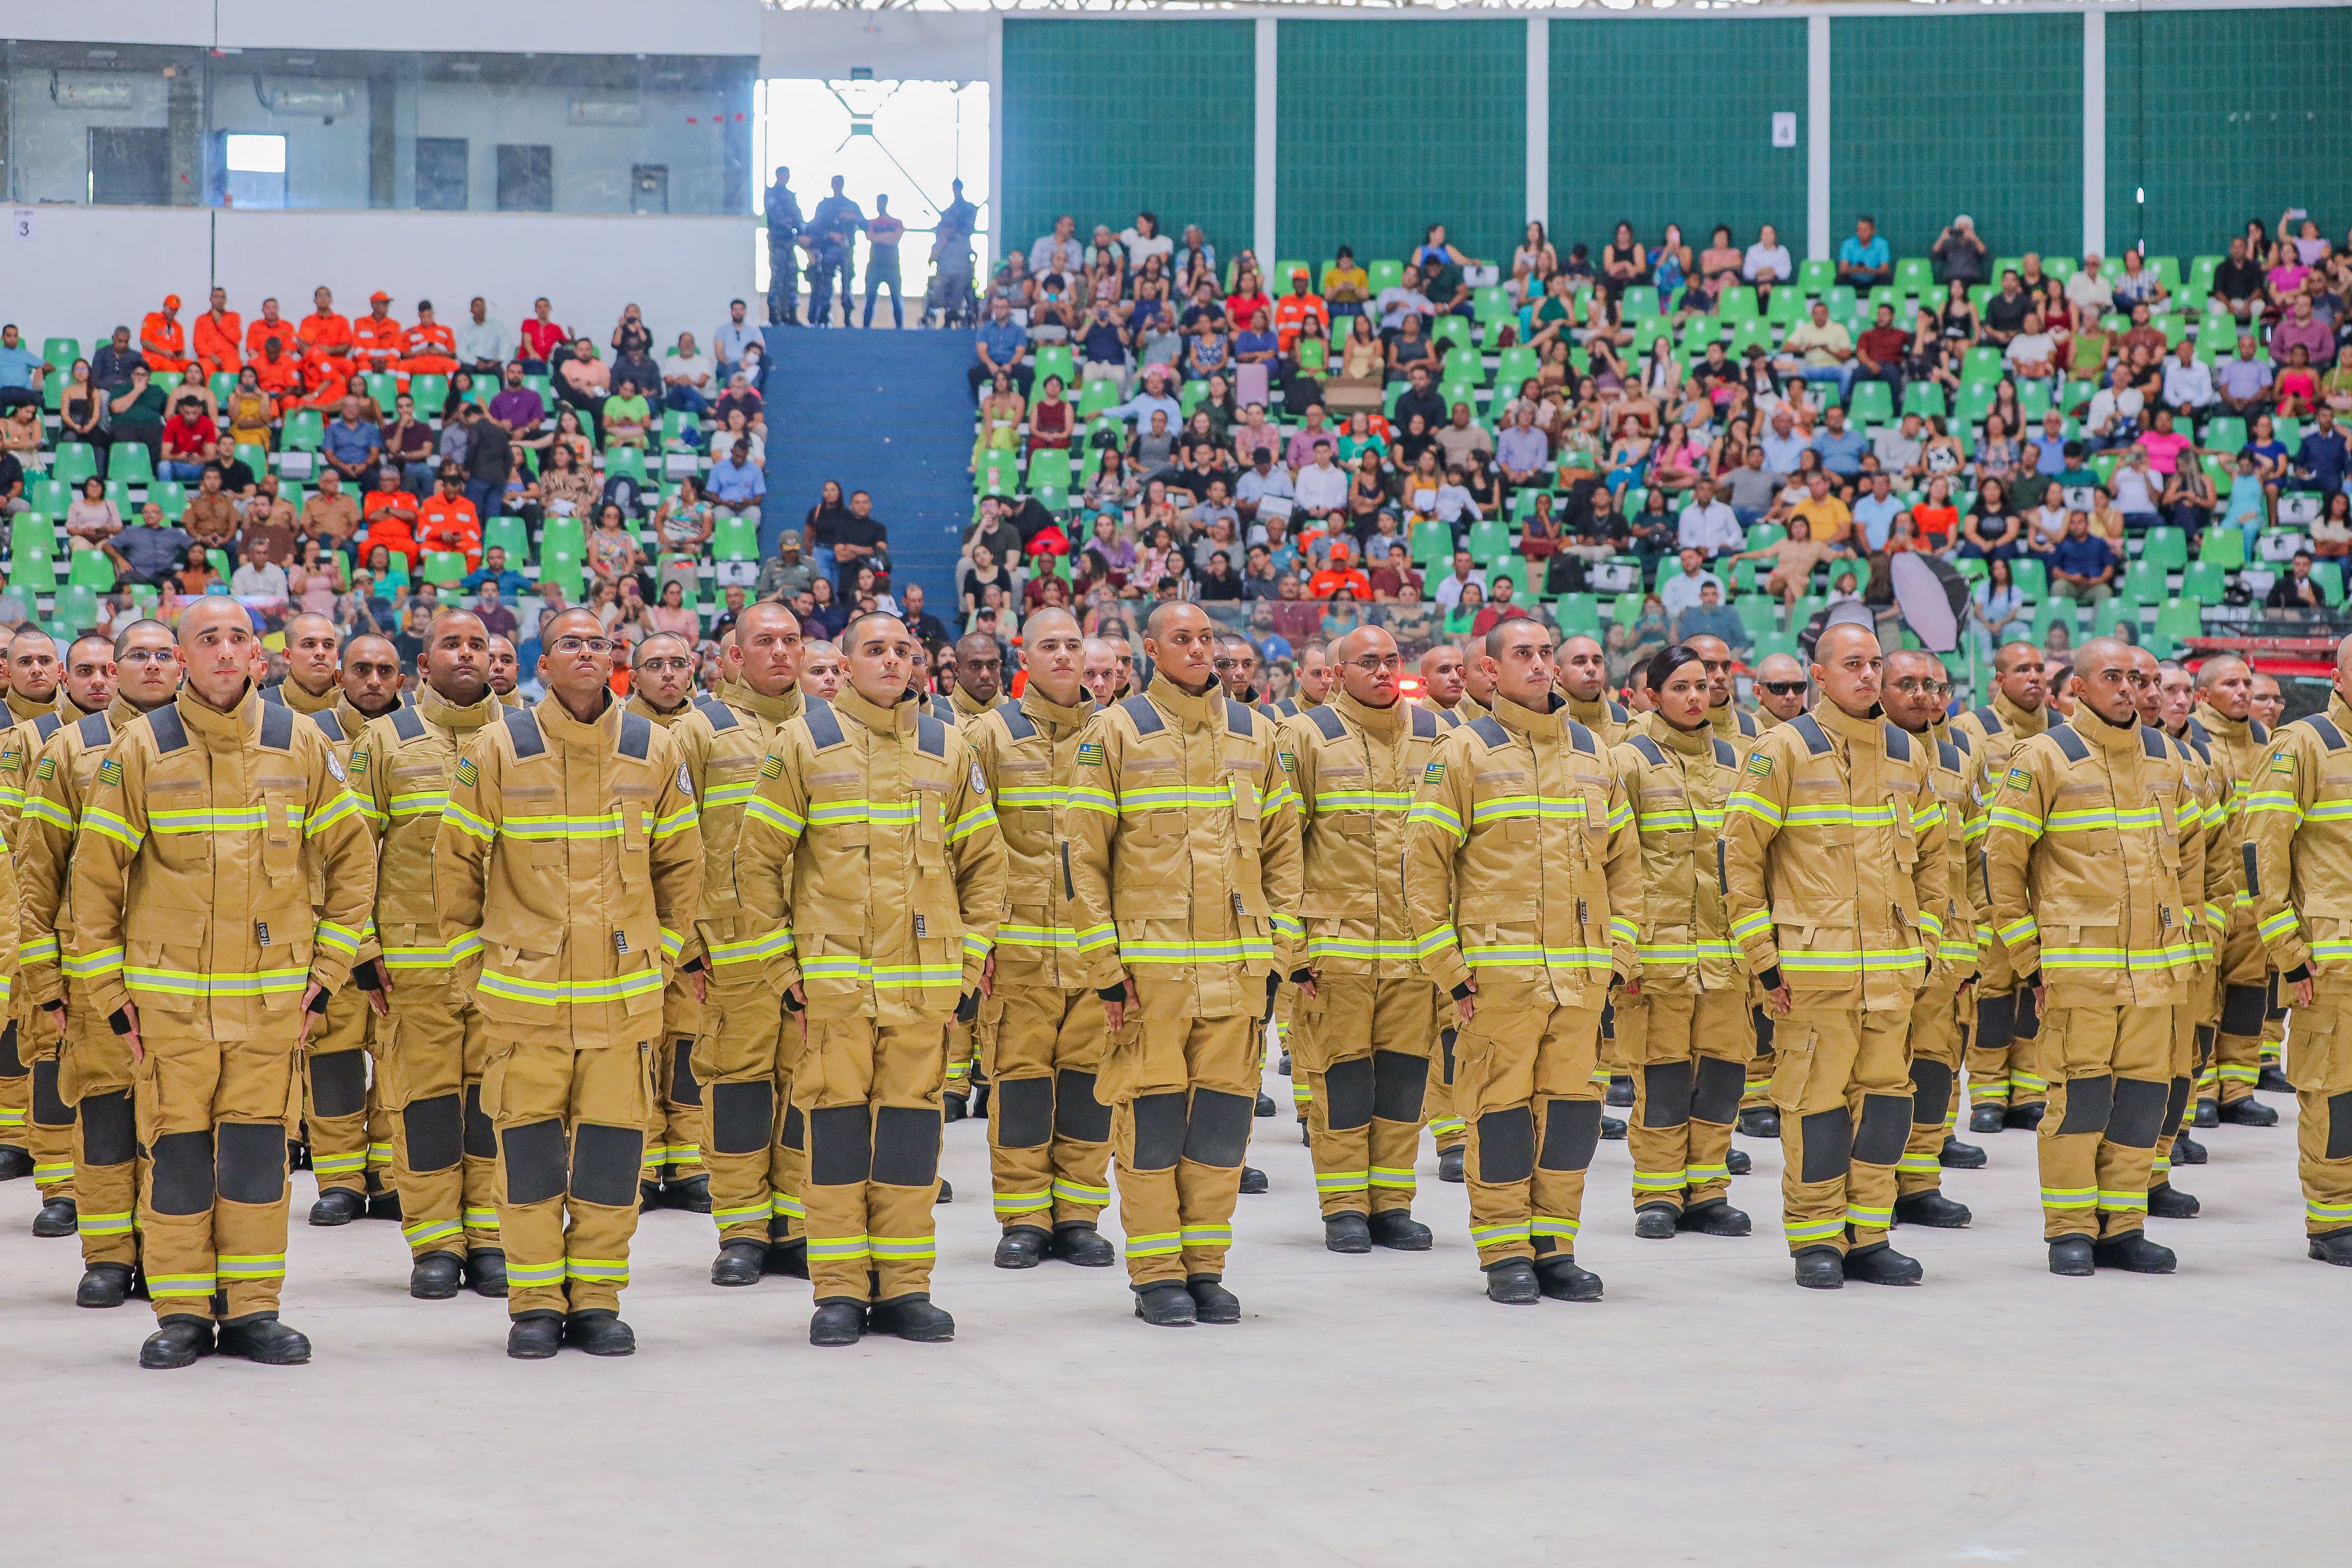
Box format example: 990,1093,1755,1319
298,347,350,411
352,291,405,380
415,472,483,570
250,336,305,414
140,295,189,373
1271,269,1330,355
192,287,243,376
298,287,356,381
361,468,422,569
397,301,460,378
246,298,299,364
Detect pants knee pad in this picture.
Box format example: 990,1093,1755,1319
1181,1089,1252,1169
1798,1108,1854,1184
993,1076,1054,1149
1692,1055,1746,1124
307,1048,369,1119
2193,1023,2217,1064
1640,1061,1693,1129
2163,1075,2193,1134
2107,1077,2170,1149
807,1105,873,1187
149,1130,215,1216
215,1121,288,1204
871,1105,941,1187
463,1085,497,1161
2056,1074,2116,1135
30,1059,69,1127
2328,1091,2352,1161
669,1044,703,1108
1751,1007,1775,1053
1371,1051,1429,1124
1054,1069,1111,1143
81,1090,136,1168
1908,1060,1954,1127
1475,1107,1536,1184
500,1119,569,1206
0,1020,21,1077
1439,1027,1458,1087
402,1093,463,1173
1975,993,2016,1054
2014,986,2041,1041
1599,1000,1615,1042
1130,1092,1187,1171
780,1103,805,1153
710,1080,778,1156
2220,984,2267,1038
1851,1093,1913,1166
1538,1100,1602,1172
1322,1056,1375,1132
570,1123,646,1207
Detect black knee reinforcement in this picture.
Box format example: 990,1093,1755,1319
149,1130,215,1215
993,1076,1054,1149
30,1059,69,1126
2013,986,2041,1040
0,1020,21,1077
215,1121,287,1204
501,1119,569,1206
1599,1000,1615,1041
1439,1026,1458,1086
307,1048,368,1119
1692,1056,1745,1125
710,1080,777,1155
2220,984,2267,1038
571,1123,646,1206
80,1090,135,1168
1131,1092,1188,1171
1054,1069,1111,1143
2108,1078,2169,1149
1476,1107,1536,1184
1908,1060,1954,1128
669,1045,703,1108
403,1093,463,1173
780,1103,805,1153
1751,1007,1775,1053
1322,1056,1375,1131
871,1105,941,1186
2164,1076,2193,1134
464,1084,496,1161
1975,993,2016,1053
1851,1093,1913,1166
2194,1023,2216,1063
2056,1074,2116,1135
1372,1051,1429,1124
1641,1061,1693,1129
1182,1089,1252,1169
2329,1092,2352,1161
1798,1108,1854,1184
807,1105,873,1186
1538,1100,1602,1172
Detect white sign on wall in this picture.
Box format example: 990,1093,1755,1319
1771,112,1798,150
11,210,31,242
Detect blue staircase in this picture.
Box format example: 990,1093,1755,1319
760,326,973,613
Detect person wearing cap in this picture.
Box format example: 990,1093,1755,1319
1306,540,1371,601
1273,270,1329,356
353,292,406,378
140,295,189,374
398,300,460,378
757,531,817,603
297,287,357,381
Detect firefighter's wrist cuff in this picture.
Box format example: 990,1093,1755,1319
1097,986,1128,1004
1756,965,1784,993
955,989,979,1023
306,985,331,1014
1449,981,1474,1003
1288,968,1312,986
355,958,388,992
2286,964,2312,986
782,988,804,1013
108,1007,132,1035
682,956,705,974
2023,970,2042,992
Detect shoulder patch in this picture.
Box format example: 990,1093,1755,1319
258,701,295,752
1423,760,1446,787
970,761,988,797
1278,750,1298,775
802,698,845,751
33,756,53,780
2004,767,2031,791
914,714,948,758
1118,694,1164,736
616,711,654,761
677,763,693,795
1227,699,1258,738
349,747,370,778
998,706,1038,742
1746,753,1773,776
325,753,347,783
97,758,122,789
0,749,19,775
2271,753,2297,773
760,753,785,780
454,757,479,788
1076,741,1106,767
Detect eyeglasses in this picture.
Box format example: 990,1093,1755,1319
1759,681,1807,696
552,636,616,655
636,656,692,674
1343,655,1404,672
119,649,175,667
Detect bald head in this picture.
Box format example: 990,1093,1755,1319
953,630,1004,706
1755,651,1808,722
1556,634,1606,702
177,596,250,648
1332,625,1400,709
2195,652,2252,722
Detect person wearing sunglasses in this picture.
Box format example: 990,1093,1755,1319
1752,653,1811,727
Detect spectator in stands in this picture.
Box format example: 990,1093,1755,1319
418,467,484,571
538,440,599,524
1836,215,1890,290
2213,334,2276,415
461,403,511,525
1674,580,1750,653
0,325,44,411
586,502,645,592
487,364,545,440
319,394,379,489
602,377,652,449
180,466,236,553
2270,549,2325,608
174,542,220,597
2297,406,2348,498
2274,294,2335,370
709,438,766,530
1932,215,1989,286
653,474,715,563
108,501,190,588
2160,338,2216,414
971,296,1032,401
66,475,122,552
240,476,298,566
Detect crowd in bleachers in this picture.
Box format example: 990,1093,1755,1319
956,206,2352,692
0,287,788,680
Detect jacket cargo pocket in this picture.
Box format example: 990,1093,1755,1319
620,802,649,886
262,791,301,879
123,938,201,1017
475,937,567,1030
258,938,313,1013
1231,776,1263,850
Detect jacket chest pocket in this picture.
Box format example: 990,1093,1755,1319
916,791,946,869
2153,795,2181,870
1580,787,1610,853
1889,796,1919,869
1229,775,1262,850
619,803,648,885
261,792,301,879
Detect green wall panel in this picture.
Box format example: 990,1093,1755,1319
1831,14,2082,264
1547,18,1806,263
1001,19,1255,269
1276,19,1524,275
2106,6,2352,263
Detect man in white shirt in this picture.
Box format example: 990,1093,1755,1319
2085,364,2145,449
2064,257,2113,318
1759,407,1809,475
2003,312,2058,380
713,299,761,380
2160,339,2216,414
663,334,716,414
1743,225,1793,290
1676,476,1742,559
1292,442,1349,523
1773,299,1856,402
455,297,507,373
1234,446,1295,525
1432,551,1485,610
1659,548,1723,620
1109,366,1182,432
1376,266,1437,333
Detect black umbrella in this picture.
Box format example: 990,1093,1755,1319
1891,552,1971,653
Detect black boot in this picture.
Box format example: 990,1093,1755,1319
710,1239,767,1287
1438,1146,1465,1183
1634,1203,1679,1240
1323,1212,1373,1253
1185,1276,1240,1324
1534,1253,1603,1301
1133,1281,1196,1326
1726,1147,1753,1176
662,1174,712,1213
1792,1245,1845,1289
1842,1242,1923,1286
1239,1166,1269,1194
1253,1091,1277,1118
287,1139,311,1172
2259,1063,2294,1094
217,1314,312,1364
1893,1190,1973,1229
408,1251,464,1300
140,1315,215,1368
936,1178,953,1203
1483,1257,1540,1304
1939,1135,1987,1169
765,1240,810,1278
2003,1103,2046,1131
869,1293,956,1341
2048,1236,2096,1276
993,1226,1050,1269
563,1310,636,1356
1051,1224,1118,1267
2192,1097,2219,1129
465,1250,508,1298
809,1300,866,1346
1739,1106,1781,1139
2092,1231,2177,1273
1368,1210,1433,1251
1967,1104,2006,1134
2148,1183,2200,1219
307,1187,365,1227
0,1145,32,1180
968,1080,989,1119
2172,1130,2209,1165
1605,1075,1635,1109
2307,1231,2352,1266
942,1093,967,1124
1298,1120,1309,1146
76,1262,133,1309
1279,1050,1292,1075
506,1314,563,1359
1677,1200,1752,1237
366,1189,403,1221
640,1179,663,1212
1600,1114,1626,1141
32,1195,75,1237
2219,1095,2280,1127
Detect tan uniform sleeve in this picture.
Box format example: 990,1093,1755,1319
946,750,1007,990
1599,759,1640,978
1981,740,2054,982
15,731,77,1008
646,735,703,975
1721,732,1796,979
434,732,500,995
671,716,714,971
737,731,809,996
1276,717,1317,977
1403,730,1476,996
1907,759,1950,974
2245,731,2315,976
1256,725,1304,977
302,731,377,993
67,732,150,1022
1063,712,1125,993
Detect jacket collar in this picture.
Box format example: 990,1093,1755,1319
1994,689,2047,737
1565,691,1618,731
1652,712,1713,755
1146,673,1226,732
106,695,154,730
627,691,693,727
4,688,56,723
534,690,618,749
2192,699,2251,747
1020,687,1093,739
177,682,261,746
834,684,917,737
2076,700,2144,753
277,678,337,716
720,679,802,725
1814,700,1885,751
1333,686,1405,734
338,693,395,738
1489,689,1566,740
950,685,1002,722
419,684,501,734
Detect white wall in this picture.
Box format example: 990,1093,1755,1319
760,10,993,84
12,0,760,56
0,206,753,355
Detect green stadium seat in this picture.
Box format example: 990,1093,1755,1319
603,446,649,484
1410,521,1453,569
41,338,79,374
281,409,326,452
2180,560,2229,603
1796,259,1835,296
537,548,584,599
8,534,55,594
1718,286,1759,322
1553,593,1600,637
104,444,154,486
1847,381,1895,426
28,479,69,518
235,442,269,475
1752,631,1799,663
1031,346,1076,387
1900,383,1947,418
1464,518,1512,560
2153,597,2205,644
1620,287,1660,321
51,585,97,634
2188,256,2222,291
67,547,117,591
1608,591,1644,628
2140,526,2188,572
407,374,449,412
1470,287,1513,324
1893,258,1933,295
2315,560,2345,607
148,481,188,520
1735,594,1778,639
208,371,237,406
2008,558,2047,600
1027,449,1073,491
1486,556,1530,597
419,551,467,586
482,515,530,562
2202,416,2247,454
713,517,760,562
538,517,586,558
2121,560,2167,604
1077,379,1122,416
1728,319,1775,360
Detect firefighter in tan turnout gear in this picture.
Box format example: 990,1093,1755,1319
1414,643,1472,1181
0,625,63,1187
435,608,703,1359
1952,641,2052,1132
2185,653,2281,1129
965,609,1120,1270
1066,602,1302,1327
1721,624,1949,1290
1982,637,2199,1277
71,599,378,1369
738,610,1005,1347
1404,618,1638,1306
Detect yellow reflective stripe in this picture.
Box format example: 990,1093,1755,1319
652,803,699,840
77,1209,135,1236
1125,1231,1181,1257
2039,945,2196,971
316,921,366,957
1118,784,1252,813
1463,944,1613,967
701,780,757,810
21,797,72,830
387,790,449,817
1986,805,2043,838
706,928,795,966
564,1257,630,1282
1304,936,1420,961
441,801,496,842
1113,939,1272,965
80,806,142,848
1064,786,1116,815
743,796,806,838
307,792,362,836
1470,795,1590,826
1311,790,1415,812
993,1188,1050,1215
1727,790,1782,827
476,968,664,1005
1776,948,1926,972
150,806,300,832
1051,1177,1111,1203
216,1253,287,1279
799,956,966,988
126,965,307,998
1406,800,1465,840
948,803,997,842
502,812,635,839
2259,908,2302,940
19,935,58,963
504,1259,566,1286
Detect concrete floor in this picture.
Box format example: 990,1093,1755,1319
5,1081,2342,1567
